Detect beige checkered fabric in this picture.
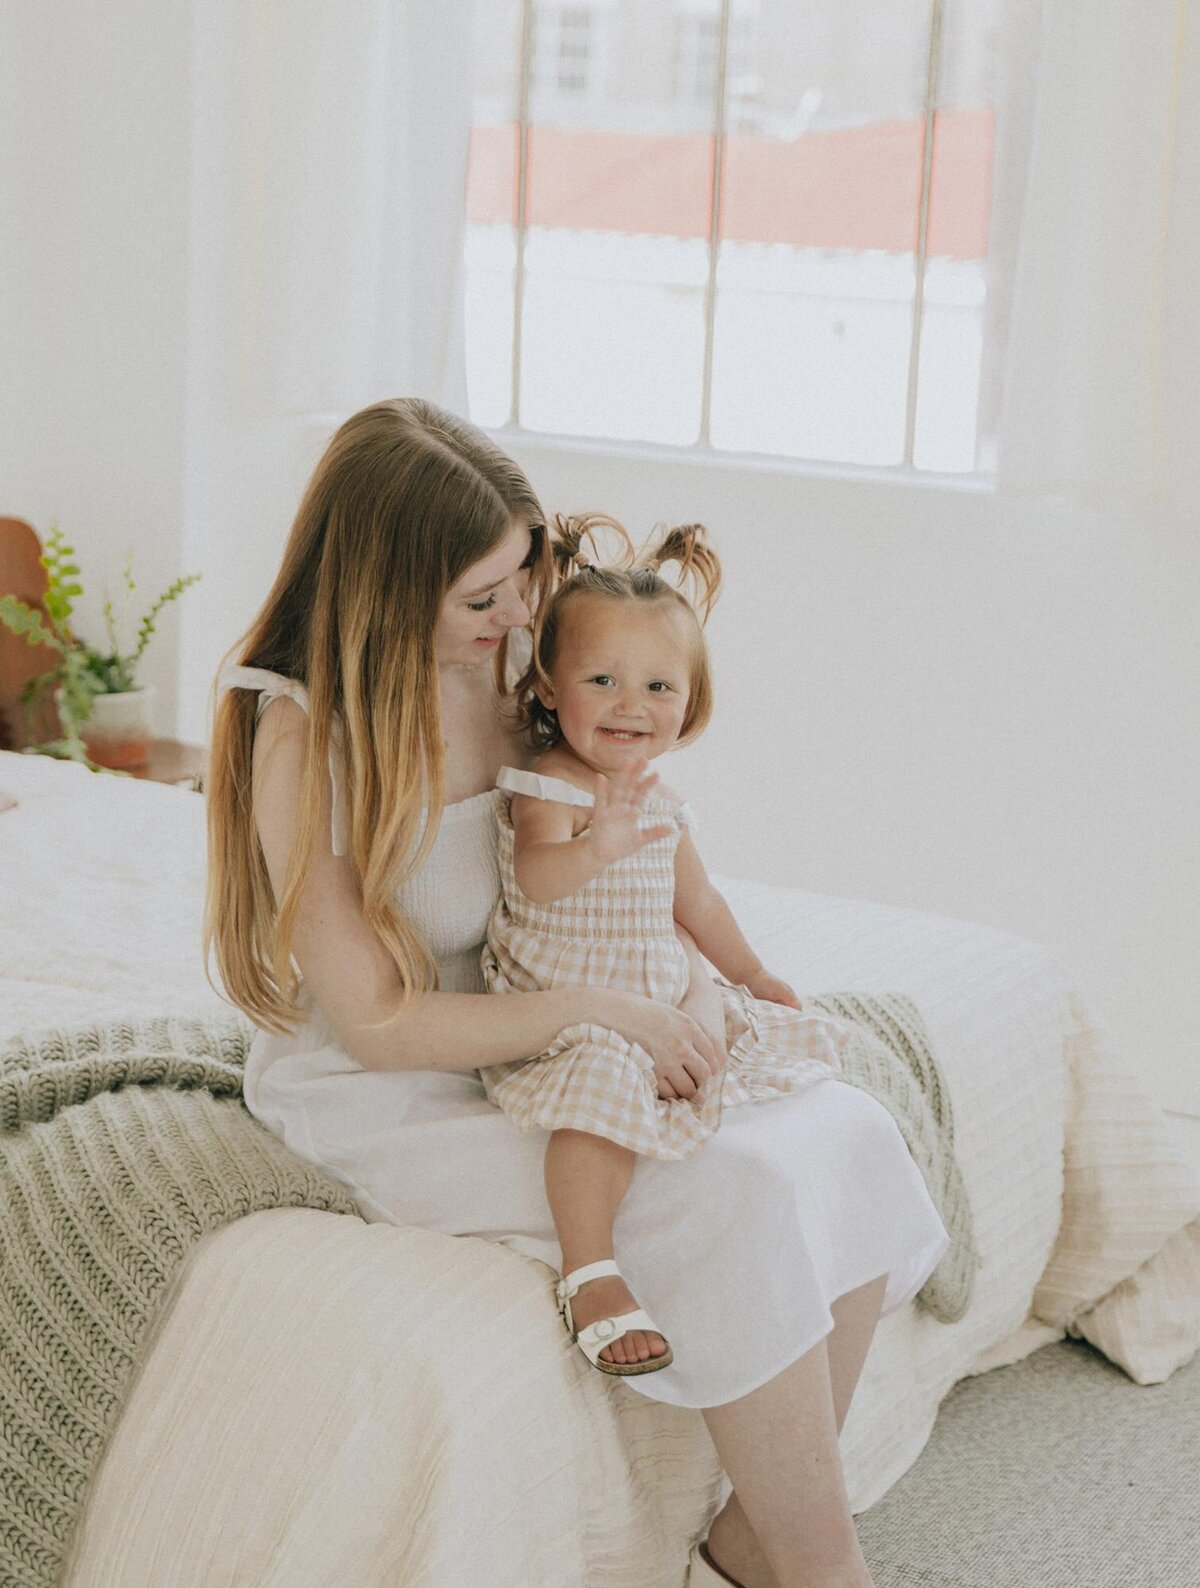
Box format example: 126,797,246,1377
480,775,847,1161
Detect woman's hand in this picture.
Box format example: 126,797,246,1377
587,760,673,867
745,968,802,1010
598,990,725,1102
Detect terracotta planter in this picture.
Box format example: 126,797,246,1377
79,685,156,771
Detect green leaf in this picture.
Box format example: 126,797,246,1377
129,570,202,665
15,530,201,690
32,525,82,632
0,595,67,653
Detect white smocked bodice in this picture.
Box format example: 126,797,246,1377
392,791,500,989
217,665,501,992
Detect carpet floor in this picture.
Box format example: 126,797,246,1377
857,1340,1200,1588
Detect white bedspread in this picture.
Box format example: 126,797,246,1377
1,750,1195,1588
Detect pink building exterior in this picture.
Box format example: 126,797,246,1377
467,108,993,260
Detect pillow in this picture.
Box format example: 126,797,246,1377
1070,1219,1200,1385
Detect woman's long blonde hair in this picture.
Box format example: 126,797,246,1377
205,398,549,1033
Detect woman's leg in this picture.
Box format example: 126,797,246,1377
544,1128,669,1366
701,1273,889,1588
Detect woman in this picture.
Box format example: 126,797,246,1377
206,398,948,1588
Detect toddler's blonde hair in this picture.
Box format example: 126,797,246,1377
519,512,721,752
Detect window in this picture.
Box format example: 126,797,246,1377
465,0,1014,475
673,6,755,110
532,4,612,104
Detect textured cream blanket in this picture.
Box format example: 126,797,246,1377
60,968,1200,1588
1032,994,1200,1384
3,994,969,1587
0,1015,358,1588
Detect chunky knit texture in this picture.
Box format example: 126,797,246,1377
812,991,978,1322
0,1013,359,1588
0,997,972,1587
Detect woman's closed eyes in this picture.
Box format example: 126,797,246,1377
466,552,536,612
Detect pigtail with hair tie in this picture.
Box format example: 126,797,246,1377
550,512,635,578
549,521,584,577
640,521,722,623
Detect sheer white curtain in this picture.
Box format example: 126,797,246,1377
197,0,470,416
179,0,474,739
997,0,1199,517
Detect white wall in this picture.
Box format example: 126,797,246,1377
0,3,192,729
508,438,1200,1116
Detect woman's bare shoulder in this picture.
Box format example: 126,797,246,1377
248,697,324,888
254,693,308,749
251,697,310,797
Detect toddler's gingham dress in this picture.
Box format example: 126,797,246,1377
217,667,949,1410
481,766,851,1159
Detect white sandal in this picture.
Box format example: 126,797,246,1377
555,1259,674,1376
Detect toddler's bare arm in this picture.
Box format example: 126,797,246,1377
675,924,728,1071
509,792,610,902
673,830,801,1008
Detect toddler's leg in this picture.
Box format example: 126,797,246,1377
545,1128,669,1367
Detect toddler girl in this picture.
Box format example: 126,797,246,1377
481,516,851,1376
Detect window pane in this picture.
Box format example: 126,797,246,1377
465,0,522,427
912,0,997,473
710,0,933,464
518,0,711,443
467,0,1005,477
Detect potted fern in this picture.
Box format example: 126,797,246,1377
0,528,201,771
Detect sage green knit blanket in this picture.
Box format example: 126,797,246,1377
0,1012,358,1588
0,996,974,1588
811,992,978,1324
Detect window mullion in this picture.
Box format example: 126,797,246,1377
698,0,732,449
511,0,535,429
904,0,947,468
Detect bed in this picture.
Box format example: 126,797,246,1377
1,745,1197,1588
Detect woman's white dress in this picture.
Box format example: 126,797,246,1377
219,666,949,1409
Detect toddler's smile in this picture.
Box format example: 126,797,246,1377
535,598,693,774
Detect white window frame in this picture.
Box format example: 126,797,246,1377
673,3,757,117
498,0,995,490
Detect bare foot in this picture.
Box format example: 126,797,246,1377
565,1272,669,1367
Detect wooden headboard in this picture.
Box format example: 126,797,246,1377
0,518,61,750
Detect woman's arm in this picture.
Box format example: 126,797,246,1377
252,701,723,1085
